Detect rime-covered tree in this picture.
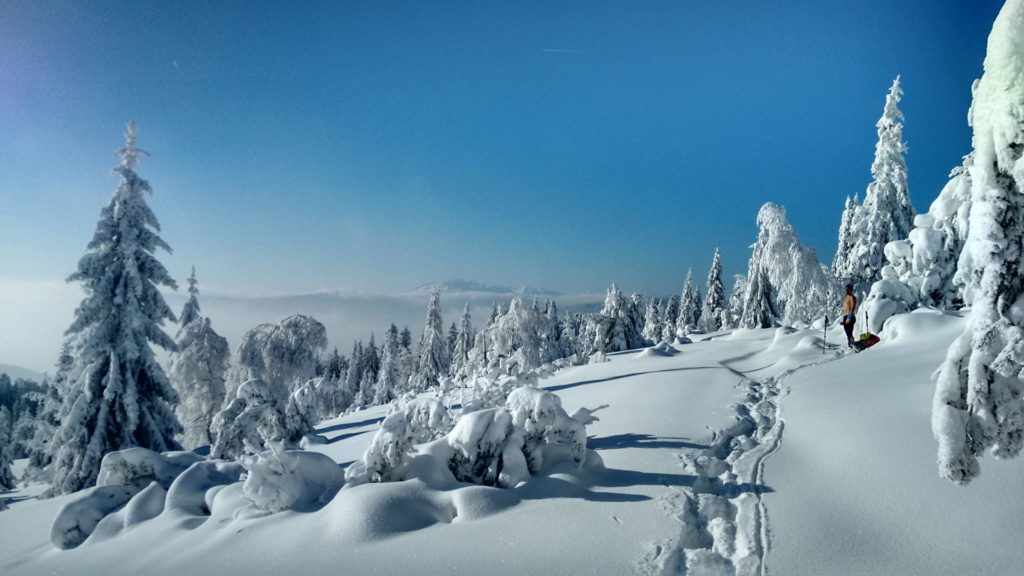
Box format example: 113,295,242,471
178,266,201,329
599,284,630,352
50,124,182,495
842,77,916,288
661,294,680,342
677,270,701,336
742,267,777,329
374,325,403,405
642,298,663,343
169,317,229,449
342,341,364,408
832,195,859,277
745,202,833,326
726,274,747,329
228,314,327,408
699,248,726,333
167,268,230,449
411,288,449,391
933,0,1024,485
451,303,475,379
0,406,16,490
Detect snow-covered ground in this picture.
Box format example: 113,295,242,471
2,311,1022,575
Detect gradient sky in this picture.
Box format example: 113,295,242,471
0,1,1004,303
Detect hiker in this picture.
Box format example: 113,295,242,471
841,284,857,348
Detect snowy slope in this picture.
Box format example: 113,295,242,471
2,314,1022,575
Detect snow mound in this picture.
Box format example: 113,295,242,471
50,484,136,549
638,342,678,357
165,460,245,516
240,443,344,515
881,308,961,344
96,448,203,490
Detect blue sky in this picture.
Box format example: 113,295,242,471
0,0,1003,301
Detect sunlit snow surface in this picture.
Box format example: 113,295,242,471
2,311,1023,575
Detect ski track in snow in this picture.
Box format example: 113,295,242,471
639,344,847,576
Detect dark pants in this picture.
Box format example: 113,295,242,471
843,315,856,345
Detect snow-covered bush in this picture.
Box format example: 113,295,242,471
283,379,321,444
399,397,454,443
210,378,283,460
344,412,415,486
446,408,527,487
240,442,344,514
504,387,586,474
861,265,916,334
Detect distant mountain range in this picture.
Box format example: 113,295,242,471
0,363,45,383
413,279,561,298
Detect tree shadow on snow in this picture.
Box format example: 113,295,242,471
317,416,384,435
543,366,722,393
324,429,375,445
589,433,709,451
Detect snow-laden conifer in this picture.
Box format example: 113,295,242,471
677,270,701,336
832,195,859,277
450,303,475,379
741,267,777,329
699,249,726,333
169,317,229,449
178,266,201,330
661,294,680,341
0,406,16,490
373,325,403,405
167,267,230,449
50,124,182,495
842,77,916,288
210,378,282,460
933,0,1024,484
643,299,663,343
411,288,449,391
725,275,747,329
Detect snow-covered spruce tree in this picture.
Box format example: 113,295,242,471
167,267,230,449
933,0,1024,485
373,325,403,405
725,274,747,329
699,248,726,333
642,298,663,343
627,293,647,348
832,195,859,276
355,334,380,405
0,406,16,490
342,340,363,409
50,124,182,495
741,267,777,329
178,266,201,329
410,288,449,391
841,77,916,289
169,317,229,449
661,294,680,341
227,314,327,409
677,270,701,336
599,284,629,352
450,303,475,380
485,297,544,374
